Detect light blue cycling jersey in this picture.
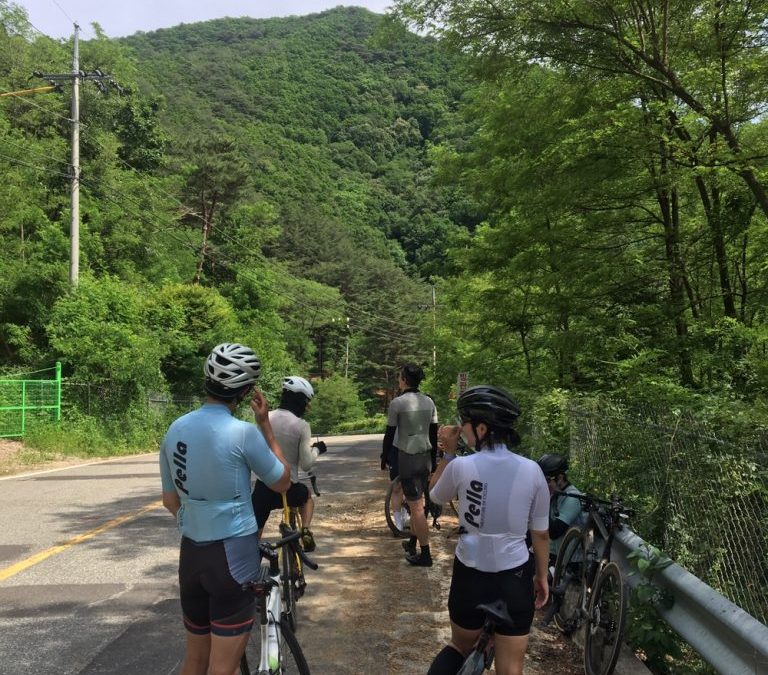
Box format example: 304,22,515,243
159,402,284,542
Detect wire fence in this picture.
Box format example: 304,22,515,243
60,381,202,419
566,403,768,625
0,364,61,438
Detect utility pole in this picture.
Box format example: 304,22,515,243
344,316,350,378
32,24,122,287
70,23,80,286
432,285,437,369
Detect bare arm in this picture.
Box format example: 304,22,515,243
430,424,460,489
250,388,292,493
162,490,181,517
530,529,550,608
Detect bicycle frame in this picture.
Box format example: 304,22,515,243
241,529,310,675
544,493,631,629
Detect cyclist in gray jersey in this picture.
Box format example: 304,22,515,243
160,343,291,675
427,385,549,675
381,363,438,566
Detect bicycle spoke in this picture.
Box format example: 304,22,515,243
584,562,627,675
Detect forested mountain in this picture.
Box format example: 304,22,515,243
0,4,471,414
3,0,768,442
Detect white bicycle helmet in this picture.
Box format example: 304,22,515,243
282,376,314,399
204,343,261,390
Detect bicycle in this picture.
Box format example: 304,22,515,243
455,599,515,674
280,471,320,632
384,437,467,538
239,527,317,675
541,492,634,675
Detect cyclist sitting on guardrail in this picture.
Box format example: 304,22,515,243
537,453,585,564
427,385,550,675
251,376,327,552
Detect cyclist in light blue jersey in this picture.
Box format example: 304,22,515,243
160,342,291,675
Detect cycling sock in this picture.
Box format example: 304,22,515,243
408,535,417,548
420,544,431,557
426,645,464,675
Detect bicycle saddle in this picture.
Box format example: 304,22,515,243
476,599,515,628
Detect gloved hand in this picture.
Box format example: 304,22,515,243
312,440,328,455
380,453,388,471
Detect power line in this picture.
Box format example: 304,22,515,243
48,0,76,26
0,141,426,347
0,151,70,179
2,62,430,333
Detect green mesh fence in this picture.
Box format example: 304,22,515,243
566,403,768,625
0,363,62,438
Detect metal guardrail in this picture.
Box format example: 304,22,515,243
613,528,768,675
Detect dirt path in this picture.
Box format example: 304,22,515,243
1,436,583,674
273,438,583,675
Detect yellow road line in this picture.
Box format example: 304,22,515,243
0,500,163,583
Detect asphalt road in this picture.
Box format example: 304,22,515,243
0,434,384,675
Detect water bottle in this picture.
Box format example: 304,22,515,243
266,619,279,671
266,585,281,670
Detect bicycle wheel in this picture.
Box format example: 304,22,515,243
551,527,586,634
278,616,311,674
240,617,310,675
239,622,265,675
457,649,485,675
281,544,299,632
584,562,628,675
384,477,411,538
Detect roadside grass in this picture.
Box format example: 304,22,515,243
23,407,173,459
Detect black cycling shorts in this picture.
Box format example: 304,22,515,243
398,449,430,500
448,555,535,636
251,480,310,531
179,534,261,637
387,446,399,481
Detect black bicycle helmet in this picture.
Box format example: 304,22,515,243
537,453,568,477
457,385,521,428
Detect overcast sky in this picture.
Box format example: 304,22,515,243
17,1,394,40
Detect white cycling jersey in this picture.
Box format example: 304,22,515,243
431,444,550,572
269,408,319,482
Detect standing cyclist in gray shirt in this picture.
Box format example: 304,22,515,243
381,363,438,566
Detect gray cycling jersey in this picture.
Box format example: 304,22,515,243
387,391,438,455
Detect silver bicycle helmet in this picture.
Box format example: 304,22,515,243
282,376,314,399
204,343,261,390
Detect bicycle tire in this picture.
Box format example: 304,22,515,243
384,477,411,538
457,649,485,675
584,561,628,675
240,617,310,675
551,527,586,634
281,544,299,632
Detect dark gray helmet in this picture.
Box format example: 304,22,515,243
457,385,521,428
537,453,568,477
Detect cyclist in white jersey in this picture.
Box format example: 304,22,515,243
427,385,550,675
251,375,327,551
160,343,291,675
